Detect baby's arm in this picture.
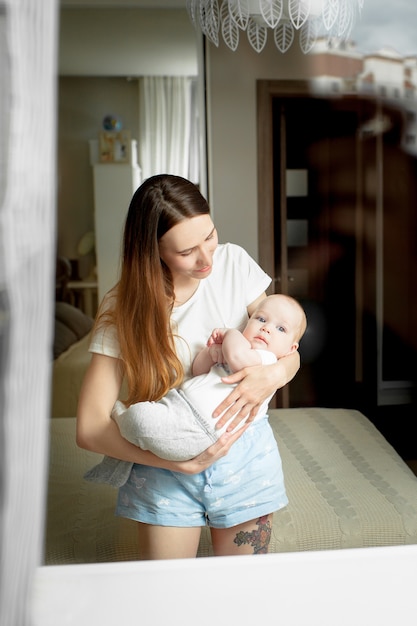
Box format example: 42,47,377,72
221,329,262,372
192,327,229,376
192,328,263,376
192,343,224,376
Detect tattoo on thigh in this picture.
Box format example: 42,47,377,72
233,515,272,554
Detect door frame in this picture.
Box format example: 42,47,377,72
257,80,312,406
256,79,311,288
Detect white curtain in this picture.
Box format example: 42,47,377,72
0,0,58,623
138,76,200,184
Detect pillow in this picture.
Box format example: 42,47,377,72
55,302,94,341
53,319,78,360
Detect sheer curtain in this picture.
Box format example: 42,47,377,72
0,0,58,624
138,76,200,184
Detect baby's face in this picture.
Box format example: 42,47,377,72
244,297,300,358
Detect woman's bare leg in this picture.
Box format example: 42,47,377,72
210,514,273,556
137,522,202,560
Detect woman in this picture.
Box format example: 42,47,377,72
76,174,299,559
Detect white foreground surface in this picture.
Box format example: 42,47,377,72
32,544,417,626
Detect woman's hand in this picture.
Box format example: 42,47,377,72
212,351,300,431
171,424,250,475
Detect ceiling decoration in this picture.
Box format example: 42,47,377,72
186,0,365,54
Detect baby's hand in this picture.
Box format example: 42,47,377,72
207,327,229,347
208,343,224,364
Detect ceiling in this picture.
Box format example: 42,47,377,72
60,0,185,7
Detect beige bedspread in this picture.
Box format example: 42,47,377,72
44,408,417,564
51,334,91,418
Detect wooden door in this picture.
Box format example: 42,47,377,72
257,80,417,412
258,82,374,409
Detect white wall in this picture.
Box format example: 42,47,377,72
58,8,200,270
59,7,319,265
58,77,140,265
205,36,314,261
59,8,198,76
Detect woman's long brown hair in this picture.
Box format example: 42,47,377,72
97,174,210,406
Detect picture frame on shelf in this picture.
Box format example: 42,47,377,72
99,130,131,164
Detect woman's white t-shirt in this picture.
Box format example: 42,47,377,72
89,243,272,380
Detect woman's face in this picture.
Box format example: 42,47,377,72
159,214,218,283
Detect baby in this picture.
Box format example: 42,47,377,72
85,294,306,486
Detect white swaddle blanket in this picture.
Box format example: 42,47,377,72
84,353,275,487
84,389,220,487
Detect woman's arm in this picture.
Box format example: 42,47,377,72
76,353,245,475
247,292,268,315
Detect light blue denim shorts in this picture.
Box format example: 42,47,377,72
115,416,288,529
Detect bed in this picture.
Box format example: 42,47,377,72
44,407,417,563
51,302,93,417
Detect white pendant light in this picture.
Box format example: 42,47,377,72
186,0,365,54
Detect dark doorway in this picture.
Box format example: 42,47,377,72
257,81,417,417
